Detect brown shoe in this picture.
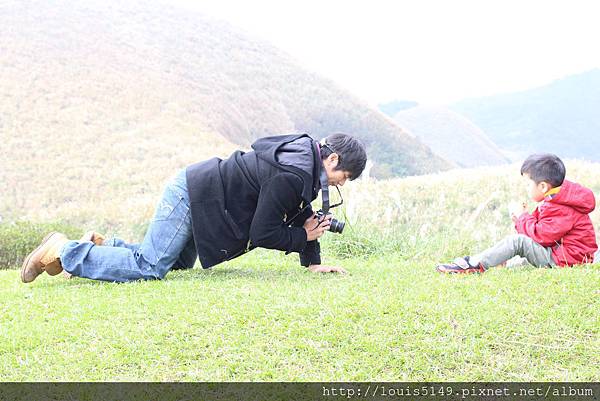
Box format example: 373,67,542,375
21,232,69,283
63,231,106,279
80,231,105,245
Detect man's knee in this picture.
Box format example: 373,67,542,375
136,254,170,280
139,268,168,281
151,264,171,280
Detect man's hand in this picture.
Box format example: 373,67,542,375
303,213,331,241
308,264,347,274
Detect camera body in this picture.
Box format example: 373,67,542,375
315,210,345,234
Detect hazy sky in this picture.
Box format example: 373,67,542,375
171,0,600,106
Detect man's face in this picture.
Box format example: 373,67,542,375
323,153,351,186
523,173,549,202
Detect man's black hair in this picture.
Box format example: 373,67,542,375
520,153,566,187
320,133,367,180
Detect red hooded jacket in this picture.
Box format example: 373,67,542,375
515,180,598,266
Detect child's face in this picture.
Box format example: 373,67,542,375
523,173,550,202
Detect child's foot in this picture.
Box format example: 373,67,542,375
436,256,485,274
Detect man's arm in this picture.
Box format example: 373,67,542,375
249,172,344,273
298,212,346,273
290,204,322,267
248,173,311,253
300,238,321,266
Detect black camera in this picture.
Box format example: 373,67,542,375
315,210,345,234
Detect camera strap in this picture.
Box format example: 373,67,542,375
283,202,310,227
284,162,330,227
320,168,330,214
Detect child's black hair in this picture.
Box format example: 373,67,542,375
520,153,566,187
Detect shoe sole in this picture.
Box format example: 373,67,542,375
20,232,57,283
436,266,482,274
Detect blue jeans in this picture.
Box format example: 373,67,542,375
60,169,196,282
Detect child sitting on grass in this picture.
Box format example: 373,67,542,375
436,153,597,274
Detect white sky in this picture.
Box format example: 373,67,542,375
171,0,600,106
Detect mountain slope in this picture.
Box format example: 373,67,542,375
378,100,419,117
450,69,600,161
0,0,451,226
392,106,509,168
1,0,450,173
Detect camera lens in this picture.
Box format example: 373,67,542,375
329,218,345,234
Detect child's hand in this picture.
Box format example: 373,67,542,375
508,201,527,222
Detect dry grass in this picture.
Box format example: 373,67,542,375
325,160,600,262
1,125,237,238
0,0,451,185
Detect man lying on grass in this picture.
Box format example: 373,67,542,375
437,153,597,274
21,133,367,283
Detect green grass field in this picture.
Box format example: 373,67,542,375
2,162,599,381
1,248,598,381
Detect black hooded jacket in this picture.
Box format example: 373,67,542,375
185,133,322,268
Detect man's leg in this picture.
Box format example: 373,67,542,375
102,237,140,253
62,235,138,279
470,234,555,269
171,238,197,270
60,169,193,282
88,237,197,268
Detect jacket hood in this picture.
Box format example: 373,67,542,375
274,136,315,177
251,133,321,201
549,180,596,214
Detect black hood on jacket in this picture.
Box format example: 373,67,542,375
251,133,321,202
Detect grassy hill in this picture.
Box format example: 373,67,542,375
392,106,509,168
450,69,600,161
1,161,598,381
0,0,452,228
